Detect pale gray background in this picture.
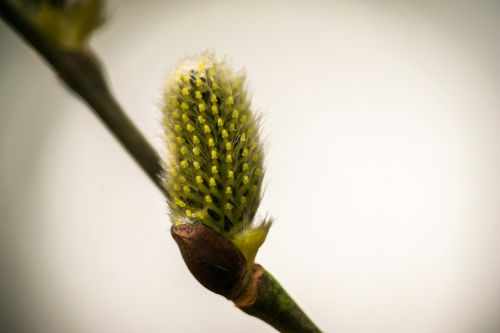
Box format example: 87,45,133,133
1,1,500,332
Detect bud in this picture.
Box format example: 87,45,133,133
17,0,105,49
163,52,271,268
171,223,247,299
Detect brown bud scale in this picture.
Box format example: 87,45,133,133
171,223,248,299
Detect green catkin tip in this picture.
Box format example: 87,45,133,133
162,52,271,265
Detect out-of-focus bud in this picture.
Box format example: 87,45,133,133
14,0,105,49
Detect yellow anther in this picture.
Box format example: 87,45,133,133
240,196,246,204
171,99,179,106
229,123,236,132
232,110,239,119
182,114,189,122
210,149,217,160
193,161,200,169
225,186,232,194
205,195,212,203
180,146,188,155
198,103,205,112
182,74,190,83
209,177,216,187
240,133,246,141
198,115,205,123
197,210,205,219
192,135,200,144
225,203,233,210
243,175,250,184
211,165,218,174
240,115,248,123
208,68,216,77
174,124,182,132
234,78,242,89
172,111,180,119
217,118,224,127
181,87,190,96
195,60,204,73
243,163,249,171
176,136,184,144
203,125,211,133
183,185,191,193
227,96,234,105
226,154,232,163
169,168,177,176
208,138,215,147
221,129,228,138
212,105,218,114
196,175,203,184
225,142,232,151
180,176,187,183
195,91,202,99
228,170,234,179
196,78,202,87
176,199,186,207
210,94,217,103
211,150,218,159
181,102,189,110
192,147,200,156
186,124,194,132
255,168,262,176
180,160,189,168
173,184,181,191
212,82,219,90
242,148,249,157
186,209,192,217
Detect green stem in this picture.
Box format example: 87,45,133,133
236,265,322,333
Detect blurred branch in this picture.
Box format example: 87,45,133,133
0,0,169,199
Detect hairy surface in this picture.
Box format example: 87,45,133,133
162,53,270,263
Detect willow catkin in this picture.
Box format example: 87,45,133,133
163,52,270,265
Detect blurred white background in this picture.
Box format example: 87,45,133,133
1,1,500,332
